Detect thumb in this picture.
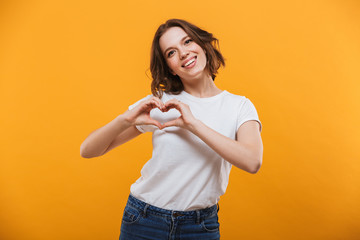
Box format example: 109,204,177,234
143,119,162,129
160,119,178,129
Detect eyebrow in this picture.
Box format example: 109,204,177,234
163,36,188,55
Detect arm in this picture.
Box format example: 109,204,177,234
80,113,136,158
80,97,165,158
101,124,142,156
190,119,263,173
161,99,263,173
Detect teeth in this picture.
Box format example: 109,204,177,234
184,58,195,67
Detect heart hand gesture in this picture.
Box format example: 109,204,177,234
125,97,165,129
161,99,198,131
125,97,198,131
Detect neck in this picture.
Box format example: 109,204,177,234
181,73,222,98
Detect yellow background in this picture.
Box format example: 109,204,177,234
1,0,359,239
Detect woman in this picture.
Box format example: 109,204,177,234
80,19,263,240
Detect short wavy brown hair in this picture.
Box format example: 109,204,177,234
150,19,225,98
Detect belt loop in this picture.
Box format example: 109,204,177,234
196,210,200,224
143,204,149,218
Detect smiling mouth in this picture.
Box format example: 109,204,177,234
182,56,197,68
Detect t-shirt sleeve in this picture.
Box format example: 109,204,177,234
236,98,262,133
128,94,157,133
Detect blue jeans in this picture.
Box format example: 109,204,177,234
119,193,220,240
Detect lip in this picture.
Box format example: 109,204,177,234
182,56,197,67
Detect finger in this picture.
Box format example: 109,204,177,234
150,97,165,110
160,119,179,129
164,100,182,112
150,99,161,109
143,119,162,129
144,99,162,110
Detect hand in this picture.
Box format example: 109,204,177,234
161,99,198,131
125,97,165,129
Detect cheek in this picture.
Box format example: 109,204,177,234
167,58,179,68
166,60,178,73
198,52,207,67
192,43,204,53
167,60,176,68
192,46,206,61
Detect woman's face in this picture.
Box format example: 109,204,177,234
159,27,207,81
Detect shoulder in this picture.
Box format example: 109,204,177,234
222,91,260,116
221,91,247,104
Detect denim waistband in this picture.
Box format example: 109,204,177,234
126,193,219,221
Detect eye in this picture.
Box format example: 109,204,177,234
167,50,175,57
185,39,193,44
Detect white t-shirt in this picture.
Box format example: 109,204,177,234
128,90,262,211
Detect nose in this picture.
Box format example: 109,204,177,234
179,49,189,59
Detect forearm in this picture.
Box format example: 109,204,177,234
189,120,262,173
80,113,132,158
